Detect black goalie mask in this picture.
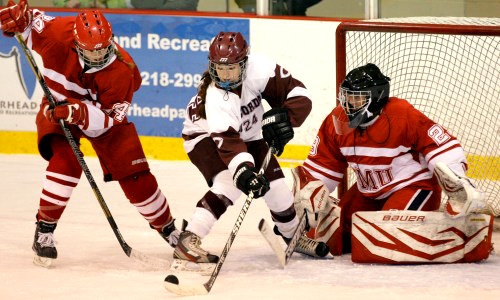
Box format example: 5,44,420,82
338,63,391,129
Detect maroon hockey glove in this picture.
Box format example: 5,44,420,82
0,0,32,36
233,162,270,198
43,98,88,126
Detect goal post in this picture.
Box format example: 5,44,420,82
335,18,500,216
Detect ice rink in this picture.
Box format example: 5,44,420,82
1,154,499,300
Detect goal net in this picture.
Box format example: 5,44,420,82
335,17,500,216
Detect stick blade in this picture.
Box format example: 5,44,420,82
164,280,209,296
258,218,286,267
129,249,171,270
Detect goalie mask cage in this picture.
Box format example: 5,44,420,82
335,18,500,216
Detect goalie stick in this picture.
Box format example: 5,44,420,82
163,146,276,296
258,209,308,267
15,34,169,270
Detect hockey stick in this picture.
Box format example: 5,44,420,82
258,209,308,267
15,33,169,269
164,146,276,296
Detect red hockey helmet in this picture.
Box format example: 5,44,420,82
73,11,114,69
208,32,249,90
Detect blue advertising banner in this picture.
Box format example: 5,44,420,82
0,11,249,137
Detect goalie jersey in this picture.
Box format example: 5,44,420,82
183,54,312,176
20,10,141,137
305,97,468,199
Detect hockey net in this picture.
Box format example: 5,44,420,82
335,17,500,216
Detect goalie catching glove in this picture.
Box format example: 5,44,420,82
434,162,488,218
233,162,270,198
43,98,88,126
291,166,342,255
262,108,294,156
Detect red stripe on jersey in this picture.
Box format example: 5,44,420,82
104,114,110,128
46,175,79,187
427,144,462,163
341,151,410,165
304,162,343,182
43,76,87,100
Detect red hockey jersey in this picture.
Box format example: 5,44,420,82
304,97,467,199
22,10,141,137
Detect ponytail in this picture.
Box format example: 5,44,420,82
197,70,212,119
114,48,135,70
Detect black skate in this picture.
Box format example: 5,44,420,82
32,220,58,267
170,231,219,275
159,219,181,248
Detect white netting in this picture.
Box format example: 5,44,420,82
339,17,500,215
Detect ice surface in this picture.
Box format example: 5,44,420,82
0,154,498,300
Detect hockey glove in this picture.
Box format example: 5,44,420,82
43,98,87,126
0,0,32,36
233,162,270,198
262,107,294,156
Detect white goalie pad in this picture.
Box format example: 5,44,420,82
351,210,493,264
434,162,488,218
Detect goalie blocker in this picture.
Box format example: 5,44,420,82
292,165,494,264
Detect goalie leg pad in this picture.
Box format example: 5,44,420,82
351,210,494,264
310,199,342,255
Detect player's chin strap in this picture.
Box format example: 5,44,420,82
434,162,488,218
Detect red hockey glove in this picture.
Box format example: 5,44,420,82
43,98,87,126
0,0,32,36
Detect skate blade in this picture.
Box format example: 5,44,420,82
33,255,53,268
170,259,215,276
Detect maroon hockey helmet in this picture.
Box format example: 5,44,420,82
73,10,114,69
208,32,249,90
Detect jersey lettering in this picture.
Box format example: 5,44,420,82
188,96,203,122
110,101,130,121
374,168,394,186
240,96,261,116
353,167,394,191
280,66,290,78
309,136,320,156
213,137,223,149
32,14,55,33
428,124,451,145
239,113,258,133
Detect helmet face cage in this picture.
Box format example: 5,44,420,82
339,63,390,128
209,58,248,90
75,40,115,69
74,11,114,69
338,88,372,116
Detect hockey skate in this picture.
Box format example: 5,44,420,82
170,231,219,275
159,219,181,248
32,220,58,268
274,225,330,258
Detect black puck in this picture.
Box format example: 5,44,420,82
165,274,179,285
